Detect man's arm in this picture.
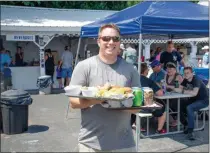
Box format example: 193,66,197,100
182,87,199,96
180,59,185,67
70,97,104,109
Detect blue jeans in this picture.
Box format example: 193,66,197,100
180,99,209,129
187,100,208,129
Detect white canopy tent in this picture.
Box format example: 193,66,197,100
1,5,117,76
1,5,117,36
1,5,118,90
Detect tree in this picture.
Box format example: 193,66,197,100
0,1,142,10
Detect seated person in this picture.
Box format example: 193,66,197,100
165,62,183,91
131,63,166,134
172,67,209,140
165,62,183,126
149,60,166,87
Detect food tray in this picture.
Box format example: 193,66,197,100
65,93,131,101
106,102,163,110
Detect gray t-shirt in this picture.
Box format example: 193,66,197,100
61,51,73,69
70,55,140,151
122,47,137,64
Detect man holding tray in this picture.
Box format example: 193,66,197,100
69,24,141,152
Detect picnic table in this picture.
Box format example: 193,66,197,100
135,92,194,151
154,92,194,133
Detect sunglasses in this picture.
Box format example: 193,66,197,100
99,36,120,42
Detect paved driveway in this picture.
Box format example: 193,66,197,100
1,94,209,152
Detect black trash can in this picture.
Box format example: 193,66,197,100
0,90,33,135
37,75,52,95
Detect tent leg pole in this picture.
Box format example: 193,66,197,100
74,38,81,68
138,34,142,74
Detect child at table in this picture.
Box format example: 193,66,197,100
56,60,62,88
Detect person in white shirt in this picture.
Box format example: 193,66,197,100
122,44,137,65
201,45,209,68
60,46,73,87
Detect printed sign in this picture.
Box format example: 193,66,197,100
6,34,35,41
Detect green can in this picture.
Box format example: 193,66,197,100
132,87,143,107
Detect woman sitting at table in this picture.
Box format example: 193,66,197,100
165,62,183,126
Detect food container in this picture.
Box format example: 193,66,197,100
121,98,133,107
64,85,82,96
81,87,98,97
108,100,122,108
142,87,154,106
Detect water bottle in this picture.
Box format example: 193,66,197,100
161,80,166,94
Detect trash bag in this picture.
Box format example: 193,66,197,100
37,75,52,89
1,89,32,105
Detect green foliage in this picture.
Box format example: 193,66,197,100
0,1,143,11
0,1,199,10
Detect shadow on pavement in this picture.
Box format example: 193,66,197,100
26,125,49,133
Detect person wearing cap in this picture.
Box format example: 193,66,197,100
160,41,185,70
201,45,209,68
149,60,166,87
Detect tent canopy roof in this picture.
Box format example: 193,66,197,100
81,1,209,38
1,5,117,35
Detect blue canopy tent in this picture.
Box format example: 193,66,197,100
81,1,208,37
76,1,209,73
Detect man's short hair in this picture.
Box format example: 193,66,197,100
98,23,121,37
167,41,173,45
184,66,193,73
141,63,148,74
65,46,68,50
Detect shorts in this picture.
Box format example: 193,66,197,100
57,77,61,79
62,67,72,78
152,100,166,117
4,77,12,90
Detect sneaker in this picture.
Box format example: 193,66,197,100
183,126,188,134
187,132,195,140
156,129,166,134
131,124,146,132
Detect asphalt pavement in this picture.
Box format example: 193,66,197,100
1,94,209,152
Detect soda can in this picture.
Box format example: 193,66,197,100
132,87,143,107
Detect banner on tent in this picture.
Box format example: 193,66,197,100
6,34,35,41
